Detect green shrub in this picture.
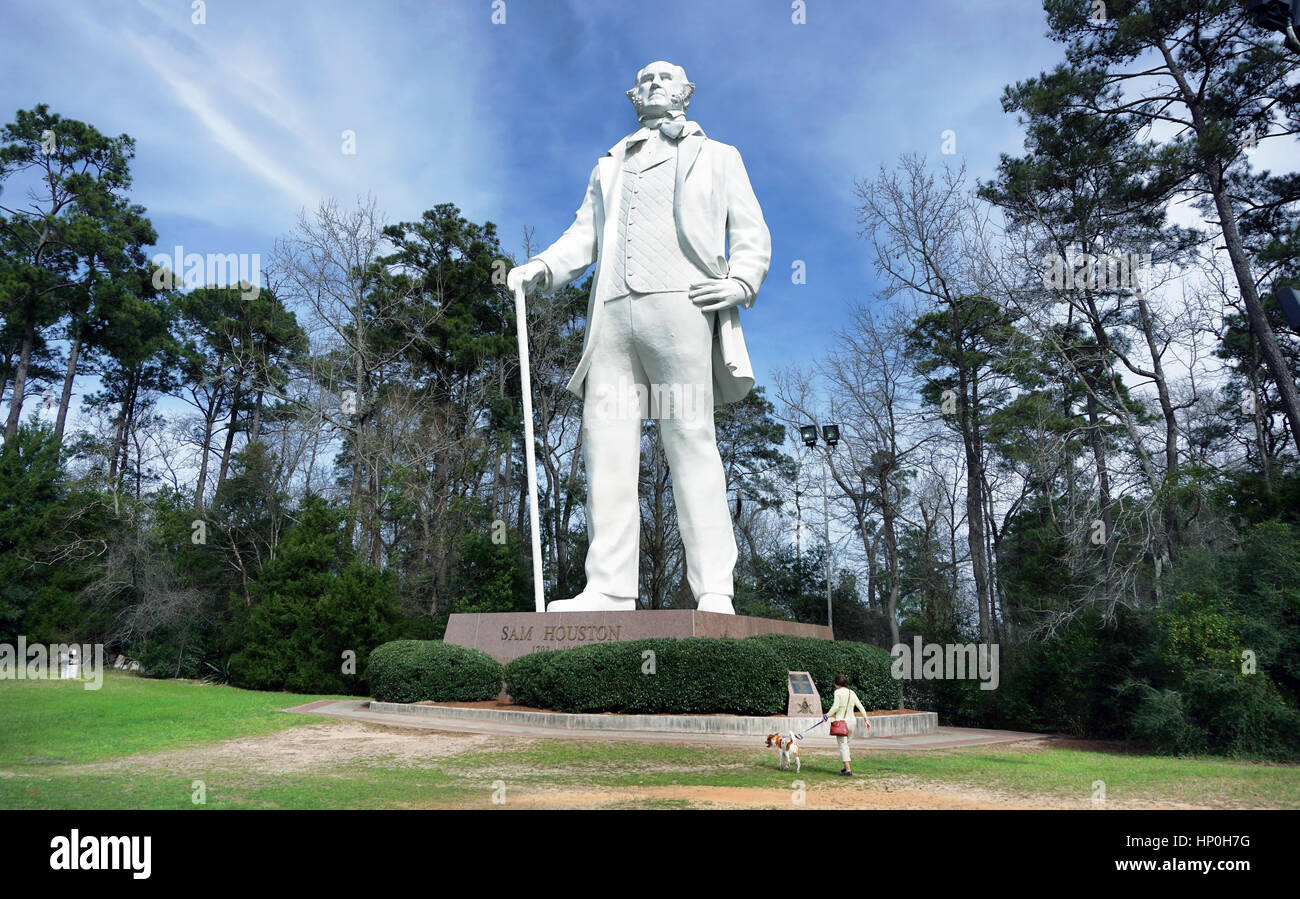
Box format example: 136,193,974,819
503,650,562,709
1129,685,1208,755
228,495,400,694
1129,670,1300,760
1184,669,1300,759
746,633,901,711
448,529,533,614
366,640,503,703
503,638,786,714
1157,593,1244,683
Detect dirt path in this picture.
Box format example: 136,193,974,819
486,777,1213,810
38,719,1221,809
75,721,507,776
498,784,1036,809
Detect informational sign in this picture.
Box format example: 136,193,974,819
786,670,822,718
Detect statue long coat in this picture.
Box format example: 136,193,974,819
530,127,772,406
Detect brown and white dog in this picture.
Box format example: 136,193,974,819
765,732,801,772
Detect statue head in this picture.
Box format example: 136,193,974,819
626,60,694,123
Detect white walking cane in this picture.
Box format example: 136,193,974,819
513,283,546,613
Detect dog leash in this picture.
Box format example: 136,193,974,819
794,717,828,740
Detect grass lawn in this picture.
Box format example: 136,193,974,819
2,672,1297,809
0,671,351,766
443,739,1299,807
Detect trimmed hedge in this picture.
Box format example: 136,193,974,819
746,633,901,711
504,638,786,714
366,640,503,703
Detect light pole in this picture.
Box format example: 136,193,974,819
1247,1,1300,54
1275,286,1300,329
800,423,839,631
794,477,803,567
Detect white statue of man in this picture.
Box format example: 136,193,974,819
508,60,771,615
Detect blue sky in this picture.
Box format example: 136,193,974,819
4,0,1069,393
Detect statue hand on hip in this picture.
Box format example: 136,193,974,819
689,277,749,312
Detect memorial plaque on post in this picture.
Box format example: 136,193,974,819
786,671,821,718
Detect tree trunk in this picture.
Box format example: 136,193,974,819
250,388,265,444
109,368,140,489
194,391,219,511
880,469,901,649
53,326,82,445
3,320,36,440
955,342,992,642
1249,336,1272,489
1132,288,1181,561
217,387,243,490
1085,380,1117,599
1157,39,1300,456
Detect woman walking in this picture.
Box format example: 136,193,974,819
824,674,868,775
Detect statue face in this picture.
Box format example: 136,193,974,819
627,61,693,120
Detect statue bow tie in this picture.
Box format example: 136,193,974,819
635,118,695,142
657,118,688,139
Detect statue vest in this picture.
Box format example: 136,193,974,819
610,142,700,297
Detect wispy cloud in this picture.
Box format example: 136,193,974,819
121,29,321,209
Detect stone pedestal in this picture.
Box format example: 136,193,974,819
444,610,833,664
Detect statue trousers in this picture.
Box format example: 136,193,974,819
580,288,737,600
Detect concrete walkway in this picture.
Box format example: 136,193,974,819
286,700,1048,751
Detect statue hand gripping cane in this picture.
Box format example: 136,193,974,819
507,60,771,615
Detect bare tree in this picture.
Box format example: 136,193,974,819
272,196,430,559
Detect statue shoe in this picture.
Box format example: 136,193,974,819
546,591,637,612
696,593,736,615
